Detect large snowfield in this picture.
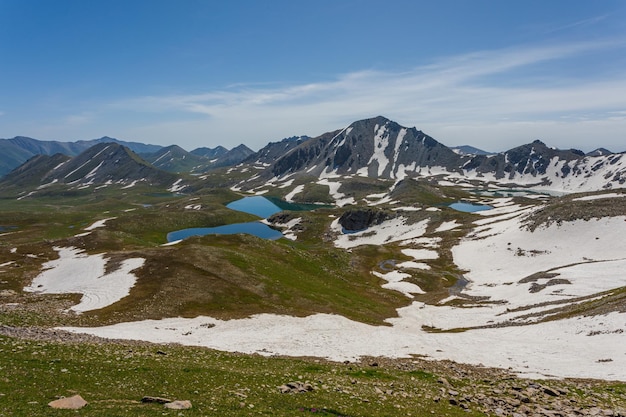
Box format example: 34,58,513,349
24,196,626,381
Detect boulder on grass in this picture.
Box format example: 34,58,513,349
164,400,192,410
48,394,88,409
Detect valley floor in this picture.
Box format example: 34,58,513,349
29,196,625,382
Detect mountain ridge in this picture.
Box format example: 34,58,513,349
234,116,625,193
2,116,625,194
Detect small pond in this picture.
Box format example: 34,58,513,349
167,222,283,242
448,201,493,213
226,195,322,218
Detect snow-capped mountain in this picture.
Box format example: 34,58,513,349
266,116,460,179
238,116,625,193
461,140,625,191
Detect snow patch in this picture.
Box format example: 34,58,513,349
24,247,145,313
434,221,460,233
285,185,304,202
573,193,625,202
333,217,429,249
168,179,185,192
84,217,117,231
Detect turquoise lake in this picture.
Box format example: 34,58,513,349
167,222,283,242
167,196,297,242
167,196,323,242
448,202,493,213
226,196,283,218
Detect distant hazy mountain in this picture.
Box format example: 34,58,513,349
0,133,257,178
190,146,229,160
586,148,613,157
243,136,310,166
451,145,493,156
0,136,163,177
209,144,254,168
142,145,214,173
1,143,179,192
78,136,163,155
147,143,255,172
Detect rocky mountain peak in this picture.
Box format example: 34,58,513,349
266,116,461,180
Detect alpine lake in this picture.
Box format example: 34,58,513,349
448,201,493,213
167,196,319,242
167,197,494,242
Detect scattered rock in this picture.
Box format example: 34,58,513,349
164,400,192,410
543,386,559,397
141,396,172,404
278,381,315,394
48,394,87,409
437,377,450,387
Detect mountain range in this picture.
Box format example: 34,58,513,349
1,143,179,196
1,116,625,195
0,135,254,177
237,116,625,193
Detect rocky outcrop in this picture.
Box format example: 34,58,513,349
338,209,393,232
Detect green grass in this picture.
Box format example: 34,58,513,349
79,233,408,326
0,335,484,417
1,335,624,417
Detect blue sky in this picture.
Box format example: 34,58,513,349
1,0,626,152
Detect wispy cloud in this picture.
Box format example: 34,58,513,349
107,38,626,151
64,112,95,126
543,14,610,35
